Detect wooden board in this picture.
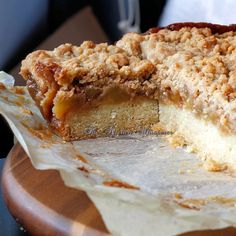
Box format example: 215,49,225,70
1,143,110,236
2,143,236,236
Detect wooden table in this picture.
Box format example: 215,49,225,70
1,143,110,236
2,143,236,236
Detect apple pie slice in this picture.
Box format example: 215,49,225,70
20,41,160,140
21,23,236,171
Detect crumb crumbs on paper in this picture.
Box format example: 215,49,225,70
11,87,25,95
174,192,183,199
209,196,236,205
40,143,53,149
21,108,33,116
103,179,140,190
202,158,228,172
14,95,26,105
176,200,205,211
28,127,53,141
75,153,88,163
78,166,89,173
21,121,53,141
1,96,9,102
1,94,25,106
174,195,236,211
0,82,6,90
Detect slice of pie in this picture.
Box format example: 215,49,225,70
20,23,236,171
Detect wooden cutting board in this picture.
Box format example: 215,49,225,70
1,143,110,236
1,143,236,236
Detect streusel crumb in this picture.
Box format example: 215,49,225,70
21,23,236,134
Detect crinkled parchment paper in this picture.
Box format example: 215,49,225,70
0,72,236,236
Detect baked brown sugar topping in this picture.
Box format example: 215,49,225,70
20,23,236,138
21,41,157,121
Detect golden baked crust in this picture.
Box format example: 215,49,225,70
20,22,236,139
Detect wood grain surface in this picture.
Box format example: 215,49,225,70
1,143,236,236
1,143,110,236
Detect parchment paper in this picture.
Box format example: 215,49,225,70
0,71,236,236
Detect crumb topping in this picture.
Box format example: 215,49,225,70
117,27,236,133
21,41,156,93
21,24,236,133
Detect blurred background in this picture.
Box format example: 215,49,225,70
0,0,236,234
0,0,167,158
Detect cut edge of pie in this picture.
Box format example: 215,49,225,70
160,103,236,171
20,22,236,171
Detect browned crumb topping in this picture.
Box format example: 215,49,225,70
117,27,236,133
21,41,156,94
20,24,236,134
21,41,157,120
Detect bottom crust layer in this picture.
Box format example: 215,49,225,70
51,95,236,171
51,97,159,141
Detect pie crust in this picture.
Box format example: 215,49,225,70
20,22,236,170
